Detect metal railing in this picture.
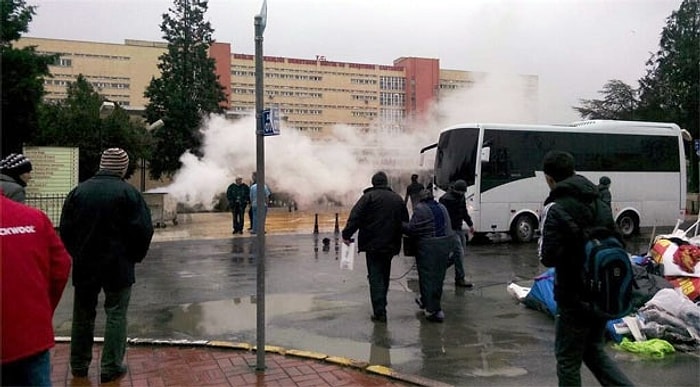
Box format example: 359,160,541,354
25,194,66,227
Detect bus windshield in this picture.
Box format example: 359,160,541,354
434,127,479,190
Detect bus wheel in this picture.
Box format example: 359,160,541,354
616,211,639,238
511,214,537,243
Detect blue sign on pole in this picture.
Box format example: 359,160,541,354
262,107,280,136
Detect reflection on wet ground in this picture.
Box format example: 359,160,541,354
52,230,700,386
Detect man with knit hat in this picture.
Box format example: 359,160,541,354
0,153,33,203
341,171,409,323
59,147,154,383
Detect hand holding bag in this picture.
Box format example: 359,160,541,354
340,240,355,270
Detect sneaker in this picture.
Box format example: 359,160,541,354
371,314,387,323
100,365,127,383
425,310,445,323
414,297,425,310
455,278,474,288
71,368,88,378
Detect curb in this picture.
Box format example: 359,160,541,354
54,336,451,387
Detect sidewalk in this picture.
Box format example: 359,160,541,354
50,340,427,387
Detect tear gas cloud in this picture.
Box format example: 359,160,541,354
157,73,549,209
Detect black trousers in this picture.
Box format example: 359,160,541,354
365,251,394,318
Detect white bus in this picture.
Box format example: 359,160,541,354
421,120,690,242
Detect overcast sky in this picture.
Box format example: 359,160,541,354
26,0,682,123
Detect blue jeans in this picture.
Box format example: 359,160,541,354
365,251,393,318
450,231,467,280
70,285,131,376
555,306,633,386
1,349,51,386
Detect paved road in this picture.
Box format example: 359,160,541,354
51,211,700,386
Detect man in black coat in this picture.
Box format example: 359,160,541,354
342,171,409,323
538,150,632,386
439,179,475,288
60,148,153,383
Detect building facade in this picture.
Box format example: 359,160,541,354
17,37,538,137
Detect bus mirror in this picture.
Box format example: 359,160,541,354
419,153,425,167
481,147,491,162
681,129,692,142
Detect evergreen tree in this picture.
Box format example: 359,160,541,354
1,0,55,155
144,0,226,179
638,0,699,190
574,80,639,120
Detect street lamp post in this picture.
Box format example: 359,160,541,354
254,0,267,371
98,102,116,151
141,119,164,192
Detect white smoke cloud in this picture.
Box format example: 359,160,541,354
155,72,552,209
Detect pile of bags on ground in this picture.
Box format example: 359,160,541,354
508,221,700,356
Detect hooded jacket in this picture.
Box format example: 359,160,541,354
1,173,26,203
439,190,473,231
59,170,154,290
538,174,616,307
342,173,409,255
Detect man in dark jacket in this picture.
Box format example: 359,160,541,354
439,179,475,288
538,151,632,386
60,148,154,383
342,171,409,323
226,176,250,234
404,189,453,322
404,173,424,211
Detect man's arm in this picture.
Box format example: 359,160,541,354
44,213,71,310
538,202,566,268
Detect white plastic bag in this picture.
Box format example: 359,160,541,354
340,241,355,270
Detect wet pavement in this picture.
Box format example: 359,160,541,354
51,209,700,386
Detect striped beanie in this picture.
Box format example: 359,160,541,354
0,153,33,177
99,148,129,173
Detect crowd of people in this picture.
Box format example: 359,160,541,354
1,147,625,386
341,154,627,386
342,171,477,324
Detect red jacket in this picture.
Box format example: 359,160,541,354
1,196,71,363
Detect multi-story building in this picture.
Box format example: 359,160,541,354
16,37,538,138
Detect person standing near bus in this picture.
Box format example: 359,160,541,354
598,176,612,208
404,174,424,211
538,151,633,386
404,188,453,323
439,179,475,288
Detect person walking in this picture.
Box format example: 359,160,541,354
404,189,453,323
342,171,409,323
226,176,250,234
598,176,612,208
59,148,154,383
249,172,271,234
1,196,72,386
0,153,33,203
439,179,475,288
404,173,424,211
538,150,633,386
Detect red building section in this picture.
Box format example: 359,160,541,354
209,42,231,109
393,57,440,118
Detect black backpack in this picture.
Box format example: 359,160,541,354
581,203,635,320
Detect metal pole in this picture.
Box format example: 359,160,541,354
254,13,266,371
